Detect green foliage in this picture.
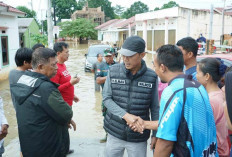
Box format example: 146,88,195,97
122,1,149,19
59,18,97,39
113,5,125,18
16,6,36,18
154,7,160,11
154,1,179,11
41,20,48,34
77,0,87,10
31,34,48,46
52,0,78,21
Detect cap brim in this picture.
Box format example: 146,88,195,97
119,48,137,57
104,53,113,56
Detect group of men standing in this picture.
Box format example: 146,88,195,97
93,36,217,157
8,42,78,156
1,34,219,157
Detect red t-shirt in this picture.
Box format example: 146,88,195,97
50,63,74,106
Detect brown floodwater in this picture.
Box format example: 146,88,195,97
0,42,155,157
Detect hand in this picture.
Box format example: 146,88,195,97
0,124,8,140
129,116,144,134
73,95,79,103
150,137,157,150
68,120,76,131
123,114,144,134
70,77,80,85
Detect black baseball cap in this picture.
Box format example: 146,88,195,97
119,36,145,56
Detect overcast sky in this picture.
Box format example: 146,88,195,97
2,0,232,21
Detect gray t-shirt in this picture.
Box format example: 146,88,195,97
91,61,102,79
9,69,26,108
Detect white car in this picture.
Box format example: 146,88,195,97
84,44,111,72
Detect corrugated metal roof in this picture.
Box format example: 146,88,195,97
18,18,34,27
114,16,135,29
95,19,120,30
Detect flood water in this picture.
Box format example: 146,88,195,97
1,42,155,157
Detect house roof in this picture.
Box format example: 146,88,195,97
0,2,25,15
18,18,34,27
95,19,120,30
198,7,232,16
114,16,135,29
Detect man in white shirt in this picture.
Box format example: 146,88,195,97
0,97,8,157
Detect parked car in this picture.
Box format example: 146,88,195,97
84,44,111,72
197,53,232,67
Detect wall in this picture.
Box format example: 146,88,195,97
0,14,20,80
23,19,40,48
177,7,232,44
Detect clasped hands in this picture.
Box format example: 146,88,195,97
123,113,145,134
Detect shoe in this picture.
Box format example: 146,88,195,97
100,136,107,143
67,149,74,154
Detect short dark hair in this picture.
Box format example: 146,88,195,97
15,48,33,66
96,53,101,58
176,37,198,57
156,45,184,72
32,43,45,50
53,42,68,53
198,58,227,82
32,48,56,69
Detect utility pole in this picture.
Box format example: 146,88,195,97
53,0,58,42
221,0,226,44
47,0,54,48
187,9,191,36
209,4,214,40
31,0,33,11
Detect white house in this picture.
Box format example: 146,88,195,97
95,17,135,47
0,2,25,81
135,6,232,52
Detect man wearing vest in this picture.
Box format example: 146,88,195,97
102,36,159,157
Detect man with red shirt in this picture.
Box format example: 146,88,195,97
51,42,80,154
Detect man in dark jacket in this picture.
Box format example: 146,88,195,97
103,36,159,157
10,48,73,157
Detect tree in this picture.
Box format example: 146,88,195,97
31,34,48,46
154,1,179,11
16,6,36,18
77,0,87,10
161,1,179,9
113,5,125,18
122,1,149,19
88,0,115,20
154,7,160,11
52,0,78,21
59,18,97,40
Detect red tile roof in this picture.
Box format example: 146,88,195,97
0,2,25,15
95,19,120,30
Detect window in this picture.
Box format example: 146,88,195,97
1,36,9,65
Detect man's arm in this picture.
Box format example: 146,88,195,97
39,85,73,125
150,78,160,136
96,76,107,84
0,97,8,141
154,138,174,157
91,63,96,73
103,72,127,118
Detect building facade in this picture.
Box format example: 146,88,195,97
0,2,25,81
135,7,232,52
71,3,105,26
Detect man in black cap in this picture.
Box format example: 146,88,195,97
102,36,159,157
